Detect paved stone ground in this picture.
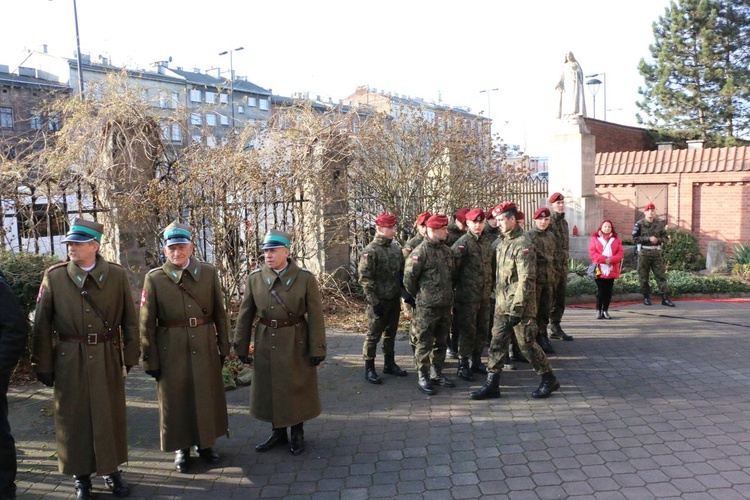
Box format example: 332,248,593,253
9,298,750,499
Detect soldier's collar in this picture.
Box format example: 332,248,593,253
163,258,201,283
67,257,109,289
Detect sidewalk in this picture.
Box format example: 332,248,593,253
10,298,750,499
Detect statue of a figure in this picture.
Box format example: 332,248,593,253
556,51,586,120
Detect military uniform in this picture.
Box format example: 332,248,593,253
404,236,455,392
633,216,671,301
548,209,572,339
445,222,465,247
528,223,557,351
451,229,494,379
139,257,230,453
402,234,423,259
32,257,140,476
358,233,407,380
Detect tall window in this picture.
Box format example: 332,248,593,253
190,113,202,125
247,96,257,107
190,89,202,103
219,93,228,104
205,91,216,104
171,92,180,108
238,105,245,114
220,114,229,126
0,107,13,128
259,98,269,111
206,114,216,126
171,124,182,142
30,113,42,130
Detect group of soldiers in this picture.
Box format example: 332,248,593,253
358,192,576,401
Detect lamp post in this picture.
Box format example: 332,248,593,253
50,0,84,99
218,46,244,128
479,87,499,134
585,72,606,121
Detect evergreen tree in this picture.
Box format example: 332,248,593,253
637,0,750,145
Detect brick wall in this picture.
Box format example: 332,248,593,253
586,118,654,154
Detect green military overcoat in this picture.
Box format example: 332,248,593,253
31,258,140,475
233,259,327,428
139,258,229,452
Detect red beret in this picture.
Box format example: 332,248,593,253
517,211,525,221
533,207,551,219
375,213,397,227
486,209,495,220
454,208,470,224
644,203,656,211
493,202,517,217
426,214,449,229
465,208,485,222
415,211,431,226
549,192,564,203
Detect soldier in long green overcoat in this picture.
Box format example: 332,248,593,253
139,222,229,474
233,229,327,456
32,219,139,499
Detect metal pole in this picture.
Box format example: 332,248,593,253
72,0,84,99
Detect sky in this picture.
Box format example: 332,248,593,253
1,0,673,157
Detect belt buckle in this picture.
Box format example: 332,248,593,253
87,333,98,345
189,317,198,327
270,319,278,329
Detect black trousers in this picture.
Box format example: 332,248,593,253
0,373,16,497
595,278,615,312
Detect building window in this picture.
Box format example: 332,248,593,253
259,98,269,111
220,114,229,126
48,114,61,131
220,93,228,104
191,135,202,144
190,89,202,103
0,107,13,128
171,92,180,108
247,96,257,107
30,113,43,130
159,91,169,109
205,91,216,104
171,124,182,142
206,136,216,148
160,122,170,141
238,105,245,114
190,113,202,126
206,114,216,126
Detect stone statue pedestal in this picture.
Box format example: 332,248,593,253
548,120,602,239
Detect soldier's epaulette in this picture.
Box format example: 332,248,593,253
250,268,262,275
47,262,68,273
109,261,124,269
300,268,312,274
147,267,164,275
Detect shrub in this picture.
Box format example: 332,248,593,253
566,269,750,297
662,229,704,271
568,258,587,277
732,263,750,279
0,250,60,318
732,244,750,265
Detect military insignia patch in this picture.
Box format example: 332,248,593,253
522,248,530,254
362,253,368,258
412,256,419,261
140,289,148,307
458,245,465,250
36,284,43,303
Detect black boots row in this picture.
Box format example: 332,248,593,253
174,446,220,473
255,423,304,455
365,356,408,384
469,371,560,400
643,293,675,307
74,471,130,499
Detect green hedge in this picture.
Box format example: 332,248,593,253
1,250,60,317
566,270,750,297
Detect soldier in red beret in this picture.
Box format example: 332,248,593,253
403,212,431,259
632,203,674,306
528,206,557,356
451,208,494,382
446,208,469,247
358,213,409,385
472,203,560,400
404,214,456,395
547,192,574,342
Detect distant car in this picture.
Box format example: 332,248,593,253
531,171,548,182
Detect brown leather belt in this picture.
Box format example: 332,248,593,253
158,316,214,328
59,332,117,345
258,317,302,328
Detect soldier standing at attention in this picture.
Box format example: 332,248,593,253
233,230,326,455
446,207,469,358
471,203,560,401
452,208,494,382
633,203,675,307
404,214,456,395
402,211,430,259
32,219,139,499
528,208,556,353
483,208,500,243
139,222,229,473
358,213,408,385
547,192,574,342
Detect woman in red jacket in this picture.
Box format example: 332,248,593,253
589,220,624,319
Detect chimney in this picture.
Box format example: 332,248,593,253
656,142,675,151
43,44,48,53
686,139,705,149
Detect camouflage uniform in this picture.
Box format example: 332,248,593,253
445,222,465,247
451,230,494,374
633,217,670,295
402,234,423,259
488,226,550,375
528,225,556,343
482,224,500,245
548,210,570,335
358,234,405,361
403,238,455,379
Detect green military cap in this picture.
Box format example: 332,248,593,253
262,229,291,249
162,221,193,246
61,218,104,243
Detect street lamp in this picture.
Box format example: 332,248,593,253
585,72,606,121
50,0,84,99
479,87,499,133
218,46,244,128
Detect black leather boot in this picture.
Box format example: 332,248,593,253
549,323,573,341
174,448,190,473
643,294,652,306
470,372,501,400
382,355,408,376
364,359,382,384
417,371,436,395
470,353,488,374
197,446,220,463
256,427,288,452
532,371,560,399
537,333,556,354
74,475,93,500
290,423,305,455
457,357,474,381
103,471,131,497
662,294,675,307
430,365,455,387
